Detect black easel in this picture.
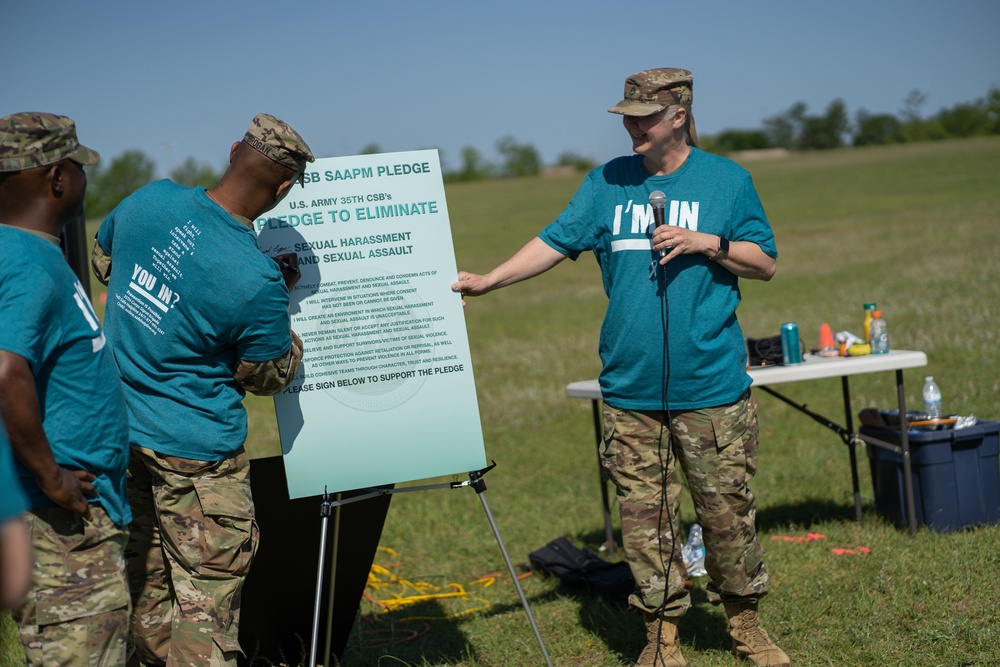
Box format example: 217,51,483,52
308,462,553,667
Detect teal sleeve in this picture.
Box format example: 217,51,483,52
731,175,777,259
0,431,28,522
233,276,292,362
538,174,597,260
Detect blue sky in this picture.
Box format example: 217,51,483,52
4,0,998,178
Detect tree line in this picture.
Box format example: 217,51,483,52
83,134,593,218
702,86,1000,154
84,87,999,219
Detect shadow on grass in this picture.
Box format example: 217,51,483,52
334,500,866,666
552,529,734,660
758,497,862,531
548,569,736,660
338,589,570,666
338,599,478,666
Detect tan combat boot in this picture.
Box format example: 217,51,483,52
724,602,790,666
635,613,686,667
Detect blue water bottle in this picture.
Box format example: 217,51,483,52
781,322,803,365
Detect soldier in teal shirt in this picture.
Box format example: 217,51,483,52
0,422,30,610
92,113,312,667
453,69,789,667
0,427,28,524
0,112,131,665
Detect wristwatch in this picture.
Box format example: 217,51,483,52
711,236,730,262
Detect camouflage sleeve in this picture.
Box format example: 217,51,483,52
91,235,112,286
233,329,303,396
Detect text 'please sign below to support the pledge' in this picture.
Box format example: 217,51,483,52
289,364,465,394
257,150,486,498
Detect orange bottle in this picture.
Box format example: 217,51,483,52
863,302,877,343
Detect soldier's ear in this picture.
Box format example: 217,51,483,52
47,162,66,197
273,176,296,206
671,107,687,127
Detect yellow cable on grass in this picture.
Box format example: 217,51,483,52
364,546,523,620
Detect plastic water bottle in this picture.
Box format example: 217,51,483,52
922,376,942,419
681,524,707,577
869,310,889,354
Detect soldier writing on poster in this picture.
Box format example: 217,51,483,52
92,113,312,666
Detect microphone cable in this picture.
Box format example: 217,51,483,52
652,224,678,665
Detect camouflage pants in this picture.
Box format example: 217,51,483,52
126,446,258,667
601,390,769,616
14,505,130,667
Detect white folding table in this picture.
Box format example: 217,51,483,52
566,350,929,543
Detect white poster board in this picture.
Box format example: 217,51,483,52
255,150,486,498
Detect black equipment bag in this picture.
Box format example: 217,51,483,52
528,536,633,600
746,335,784,367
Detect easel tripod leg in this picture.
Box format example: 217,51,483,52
309,491,333,667
475,488,554,667
304,468,554,666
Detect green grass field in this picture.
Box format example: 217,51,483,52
3,137,998,666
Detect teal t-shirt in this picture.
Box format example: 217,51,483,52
0,423,27,523
539,149,777,410
0,228,131,526
97,180,292,460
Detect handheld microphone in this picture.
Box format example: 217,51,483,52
649,190,667,257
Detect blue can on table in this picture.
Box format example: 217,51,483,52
781,322,803,365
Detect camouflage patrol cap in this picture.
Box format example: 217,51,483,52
0,112,100,172
243,113,314,173
609,68,698,146
608,68,694,117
